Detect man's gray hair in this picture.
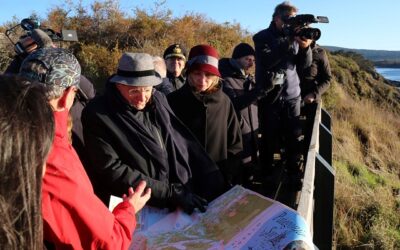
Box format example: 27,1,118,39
153,56,167,78
272,1,298,19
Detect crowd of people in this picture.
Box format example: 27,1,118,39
0,1,331,249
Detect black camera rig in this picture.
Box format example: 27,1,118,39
5,18,78,55
283,14,329,41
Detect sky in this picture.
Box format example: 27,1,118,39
1,0,400,51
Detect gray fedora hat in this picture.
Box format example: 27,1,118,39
110,52,162,86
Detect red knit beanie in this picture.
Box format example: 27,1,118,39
186,44,221,77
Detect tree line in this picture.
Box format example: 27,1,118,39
0,0,252,90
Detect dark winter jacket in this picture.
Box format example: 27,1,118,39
167,82,243,184
70,75,96,168
155,77,175,95
82,82,224,207
4,56,24,74
298,43,332,102
219,58,260,164
166,71,186,91
253,21,312,103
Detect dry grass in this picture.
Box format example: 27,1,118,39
327,56,400,248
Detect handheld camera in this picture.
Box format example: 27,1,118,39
283,14,329,41
5,18,78,56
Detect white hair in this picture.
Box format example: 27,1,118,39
152,56,167,78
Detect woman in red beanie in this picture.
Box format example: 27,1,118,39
168,44,243,190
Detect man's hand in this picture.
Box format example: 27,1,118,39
303,93,316,104
123,180,151,213
295,36,312,49
171,183,208,214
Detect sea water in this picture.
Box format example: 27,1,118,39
375,67,400,81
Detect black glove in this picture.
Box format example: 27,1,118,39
170,183,208,214
217,156,242,188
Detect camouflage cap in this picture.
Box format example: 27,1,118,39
19,47,81,89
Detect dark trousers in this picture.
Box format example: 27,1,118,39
259,95,302,175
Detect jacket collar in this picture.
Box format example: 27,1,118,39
269,21,285,37
229,59,246,76
167,71,185,82
219,58,245,79
182,81,224,105
53,109,69,141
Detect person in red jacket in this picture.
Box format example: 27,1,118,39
19,47,151,250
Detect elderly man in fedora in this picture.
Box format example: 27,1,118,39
82,52,226,214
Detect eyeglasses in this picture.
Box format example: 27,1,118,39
128,87,153,97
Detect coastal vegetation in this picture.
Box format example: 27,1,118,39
327,51,400,249
325,46,400,68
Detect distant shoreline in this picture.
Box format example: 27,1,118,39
388,80,400,87
374,63,400,68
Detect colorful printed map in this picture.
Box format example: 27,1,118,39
129,186,313,250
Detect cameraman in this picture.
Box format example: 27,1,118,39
253,1,312,191
4,29,55,74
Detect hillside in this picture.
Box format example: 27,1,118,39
324,46,400,67
1,1,400,248
325,50,400,248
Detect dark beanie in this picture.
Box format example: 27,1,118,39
232,43,255,59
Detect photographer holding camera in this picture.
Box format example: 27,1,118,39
253,1,312,191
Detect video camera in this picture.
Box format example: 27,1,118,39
283,14,329,41
5,18,78,56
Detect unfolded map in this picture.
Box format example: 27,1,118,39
129,185,314,250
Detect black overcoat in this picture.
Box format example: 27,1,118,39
82,82,224,207
167,83,243,184
219,58,260,165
